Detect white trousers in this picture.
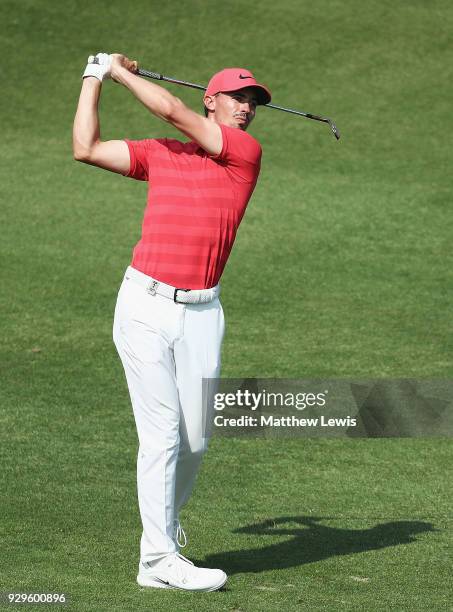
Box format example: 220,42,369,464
112,267,224,563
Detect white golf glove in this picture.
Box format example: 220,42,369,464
82,53,112,82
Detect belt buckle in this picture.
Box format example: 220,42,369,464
174,288,190,303
147,280,159,296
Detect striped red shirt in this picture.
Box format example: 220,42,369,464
125,123,262,289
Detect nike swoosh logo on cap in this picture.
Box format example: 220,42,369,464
238,75,253,79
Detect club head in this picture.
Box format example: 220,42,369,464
329,120,340,140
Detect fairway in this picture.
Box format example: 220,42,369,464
1,0,452,610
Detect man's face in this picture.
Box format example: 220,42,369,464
206,87,258,131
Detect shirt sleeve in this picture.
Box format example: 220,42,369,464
124,139,164,181
213,125,262,183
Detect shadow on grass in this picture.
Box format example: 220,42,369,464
202,516,436,575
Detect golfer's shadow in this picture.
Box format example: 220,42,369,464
202,516,436,574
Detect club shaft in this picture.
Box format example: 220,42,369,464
138,69,206,92
140,69,321,117
265,104,327,123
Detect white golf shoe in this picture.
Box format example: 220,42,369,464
137,552,227,592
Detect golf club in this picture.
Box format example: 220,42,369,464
89,57,340,139
138,68,340,140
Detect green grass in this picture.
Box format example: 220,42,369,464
1,0,453,610
1,432,452,611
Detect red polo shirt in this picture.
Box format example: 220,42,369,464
125,123,262,289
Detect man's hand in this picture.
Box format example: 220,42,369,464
110,54,139,83
82,53,112,82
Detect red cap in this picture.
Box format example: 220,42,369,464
205,68,271,105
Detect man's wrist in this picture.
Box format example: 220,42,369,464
111,65,133,85
82,76,102,88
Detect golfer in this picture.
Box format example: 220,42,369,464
73,52,271,592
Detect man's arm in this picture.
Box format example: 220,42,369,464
110,55,223,156
73,76,130,174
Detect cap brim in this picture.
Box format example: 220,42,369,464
253,84,272,105
219,83,272,105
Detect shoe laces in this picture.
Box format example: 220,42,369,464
166,552,194,583
174,519,187,548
